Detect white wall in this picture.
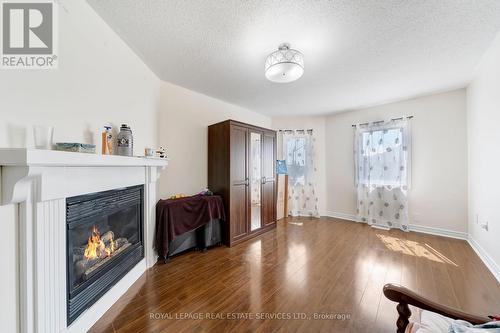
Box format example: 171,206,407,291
157,81,271,198
0,1,161,331
271,116,327,214
324,89,468,233
0,2,160,152
467,33,500,274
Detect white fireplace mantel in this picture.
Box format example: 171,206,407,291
0,148,168,333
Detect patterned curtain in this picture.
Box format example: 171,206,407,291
282,130,319,217
354,119,411,231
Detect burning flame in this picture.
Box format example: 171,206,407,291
84,226,115,260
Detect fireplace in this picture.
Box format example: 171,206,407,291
66,185,144,324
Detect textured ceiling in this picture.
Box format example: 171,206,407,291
88,0,500,116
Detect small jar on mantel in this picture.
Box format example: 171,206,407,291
116,124,133,156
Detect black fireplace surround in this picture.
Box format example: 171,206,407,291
66,185,144,324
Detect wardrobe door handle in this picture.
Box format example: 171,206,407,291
245,178,249,186
261,177,266,184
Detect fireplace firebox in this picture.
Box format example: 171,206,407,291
66,185,144,324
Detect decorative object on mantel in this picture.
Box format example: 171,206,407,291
33,125,54,149
143,146,168,159
55,142,96,154
101,125,114,155
157,146,167,158
116,124,133,156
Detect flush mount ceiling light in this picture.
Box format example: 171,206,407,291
265,43,304,83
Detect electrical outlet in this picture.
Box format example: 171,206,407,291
480,221,489,231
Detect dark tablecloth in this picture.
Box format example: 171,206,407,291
154,195,225,257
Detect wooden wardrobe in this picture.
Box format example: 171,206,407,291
208,120,277,246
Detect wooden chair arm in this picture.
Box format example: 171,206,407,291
383,283,490,333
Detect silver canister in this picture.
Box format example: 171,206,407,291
116,124,133,156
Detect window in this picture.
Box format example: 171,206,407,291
355,124,410,187
285,137,307,185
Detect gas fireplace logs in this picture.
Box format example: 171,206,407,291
74,227,131,281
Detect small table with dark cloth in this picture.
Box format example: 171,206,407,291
154,195,225,260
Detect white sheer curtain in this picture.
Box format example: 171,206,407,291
354,118,411,230
282,130,319,217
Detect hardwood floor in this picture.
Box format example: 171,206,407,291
90,217,500,333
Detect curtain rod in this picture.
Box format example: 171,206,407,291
351,115,413,128
278,129,313,132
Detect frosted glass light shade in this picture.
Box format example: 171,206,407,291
265,44,304,83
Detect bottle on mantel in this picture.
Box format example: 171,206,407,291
101,125,113,155
116,124,133,156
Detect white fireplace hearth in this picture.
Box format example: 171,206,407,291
0,148,168,333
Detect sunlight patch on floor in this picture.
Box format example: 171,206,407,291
376,234,458,266
288,221,304,226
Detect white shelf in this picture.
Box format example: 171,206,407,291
0,148,168,167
